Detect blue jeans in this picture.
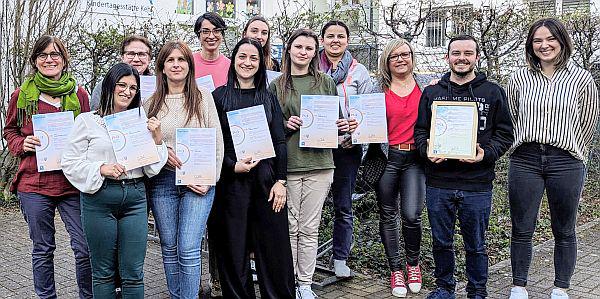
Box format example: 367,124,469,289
331,146,362,260
18,192,92,299
509,143,585,289
147,169,215,299
426,186,492,298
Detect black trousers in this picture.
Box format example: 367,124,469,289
375,149,426,271
208,163,295,299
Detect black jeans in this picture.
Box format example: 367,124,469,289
376,149,425,271
331,146,363,260
509,143,585,289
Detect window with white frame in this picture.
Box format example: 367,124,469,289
426,10,447,48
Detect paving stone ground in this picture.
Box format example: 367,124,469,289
0,207,597,298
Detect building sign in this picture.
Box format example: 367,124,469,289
85,0,154,17
206,0,235,18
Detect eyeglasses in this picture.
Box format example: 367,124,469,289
37,52,62,61
124,51,149,59
199,28,224,37
115,82,139,94
388,52,412,62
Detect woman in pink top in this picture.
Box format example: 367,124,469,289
193,12,231,87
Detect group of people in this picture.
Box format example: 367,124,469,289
3,10,597,299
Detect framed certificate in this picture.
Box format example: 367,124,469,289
428,101,478,159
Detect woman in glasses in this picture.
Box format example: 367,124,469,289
62,62,167,298
91,35,153,110
375,38,434,298
193,12,231,87
2,35,93,298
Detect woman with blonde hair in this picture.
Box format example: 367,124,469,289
374,38,434,298
144,40,224,299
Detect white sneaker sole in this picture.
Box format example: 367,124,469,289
392,287,408,297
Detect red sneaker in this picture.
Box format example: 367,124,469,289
406,264,422,293
390,270,407,297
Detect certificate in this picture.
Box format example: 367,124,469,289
266,70,282,85
226,105,275,161
428,101,478,159
139,75,156,102
104,109,160,170
195,75,216,92
299,95,339,148
175,128,216,185
349,93,388,144
32,111,75,172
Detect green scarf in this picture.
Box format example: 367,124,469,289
17,72,81,126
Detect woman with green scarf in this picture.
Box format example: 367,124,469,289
2,35,92,298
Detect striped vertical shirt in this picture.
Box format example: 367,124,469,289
506,62,599,161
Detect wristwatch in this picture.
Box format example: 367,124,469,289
277,179,288,187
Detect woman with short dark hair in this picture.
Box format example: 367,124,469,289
193,12,230,87
507,17,599,299
62,62,167,298
317,19,373,279
91,35,153,110
2,35,93,298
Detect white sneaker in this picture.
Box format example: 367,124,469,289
551,288,569,299
298,285,318,299
333,259,351,278
509,286,528,299
295,286,301,299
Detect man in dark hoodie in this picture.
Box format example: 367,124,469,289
414,35,514,299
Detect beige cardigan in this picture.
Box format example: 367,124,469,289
143,88,224,182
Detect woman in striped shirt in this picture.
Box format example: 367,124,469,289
506,18,599,299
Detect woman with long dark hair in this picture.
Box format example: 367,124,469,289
62,63,167,298
268,28,355,299
318,20,373,278
2,35,93,298
507,18,599,299
144,41,224,299
210,37,294,299
242,16,280,71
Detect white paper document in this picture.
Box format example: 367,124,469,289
266,70,283,85
139,75,156,102
104,109,160,170
226,105,275,161
349,93,388,144
195,75,216,92
32,111,75,172
175,128,217,186
299,95,339,148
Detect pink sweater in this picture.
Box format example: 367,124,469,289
193,52,231,88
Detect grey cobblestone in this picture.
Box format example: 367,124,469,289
1,209,598,298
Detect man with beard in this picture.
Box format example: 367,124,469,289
414,35,514,299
